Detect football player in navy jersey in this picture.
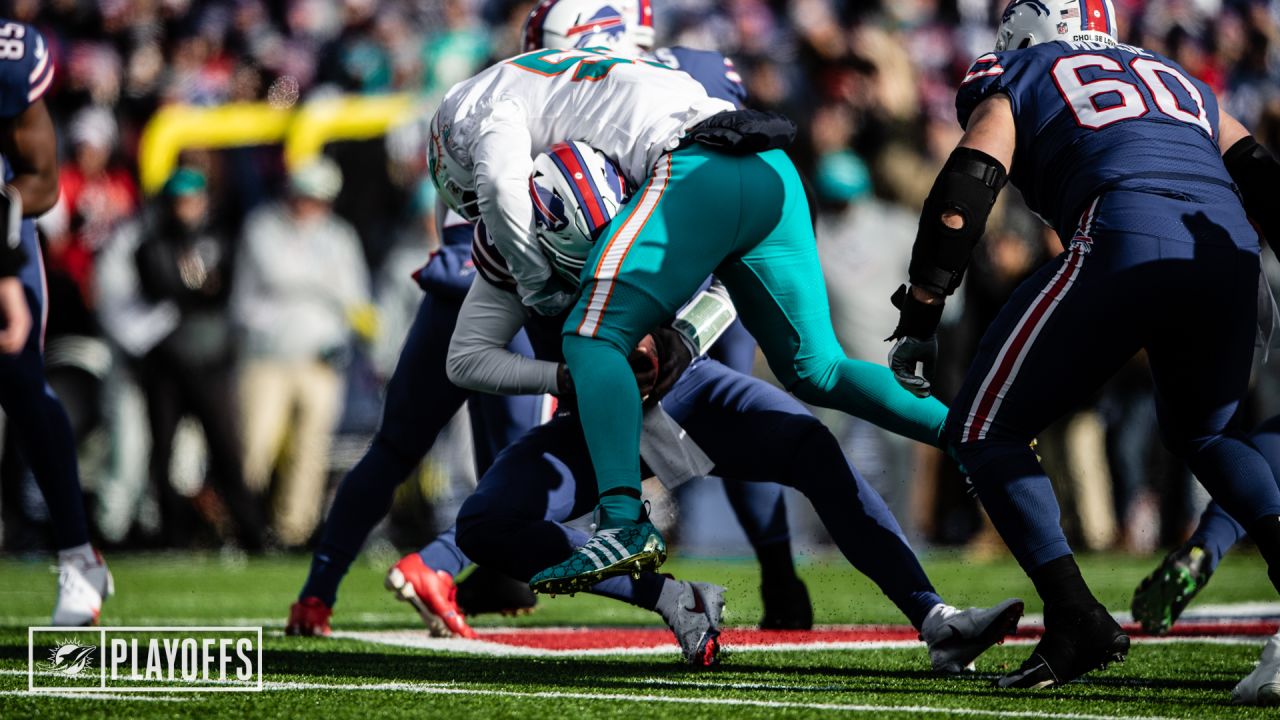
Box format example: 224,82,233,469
886,0,1280,698
287,0,810,636
0,19,111,625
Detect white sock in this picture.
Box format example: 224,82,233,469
57,543,96,565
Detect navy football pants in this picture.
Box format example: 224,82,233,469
1185,415,1280,572
455,358,943,627
1,222,89,550
950,191,1280,572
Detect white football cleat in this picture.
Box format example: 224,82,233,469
52,548,113,626
1233,633,1280,706
921,598,1024,673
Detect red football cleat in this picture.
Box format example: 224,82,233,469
384,554,477,639
286,596,332,637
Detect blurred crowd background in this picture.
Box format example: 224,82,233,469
4,0,1280,561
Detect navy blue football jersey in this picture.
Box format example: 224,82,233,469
651,47,746,108
957,40,1232,238
0,21,51,121
0,20,52,184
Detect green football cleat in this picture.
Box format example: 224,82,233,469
1131,544,1212,635
530,521,667,595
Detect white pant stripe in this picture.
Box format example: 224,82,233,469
577,157,673,337
962,245,1087,442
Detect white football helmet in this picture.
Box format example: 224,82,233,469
995,0,1117,52
522,0,653,54
528,141,629,284
427,111,480,222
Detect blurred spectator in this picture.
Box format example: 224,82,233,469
813,149,929,536
131,168,265,550
46,106,138,306
230,158,372,548
8,0,1280,556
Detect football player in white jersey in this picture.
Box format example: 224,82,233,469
429,48,951,593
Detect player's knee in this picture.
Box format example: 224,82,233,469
786,361,842,406
951,438,1041,482
369,427,431,473
454,502,493,565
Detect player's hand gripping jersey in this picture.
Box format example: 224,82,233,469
958,40,1242,242
431,49,733,300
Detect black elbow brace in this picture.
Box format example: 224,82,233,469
1224,136,1280,244
907,147,1007,296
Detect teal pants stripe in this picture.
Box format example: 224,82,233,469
563,145,947,522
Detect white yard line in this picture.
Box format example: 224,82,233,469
0,689,181,701
331,629,1268,656
0,678,1194,719
0,670,1237,717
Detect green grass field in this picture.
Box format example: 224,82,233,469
0,549,1277,718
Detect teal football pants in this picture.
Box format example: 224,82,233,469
562,144,948,523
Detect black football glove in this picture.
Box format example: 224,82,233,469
887,284,944,398
647,326,693,405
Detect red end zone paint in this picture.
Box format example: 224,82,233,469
480,626,924,651
477,620,1280,652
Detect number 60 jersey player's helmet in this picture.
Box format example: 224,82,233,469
996,0,1117,51
528,141,629,284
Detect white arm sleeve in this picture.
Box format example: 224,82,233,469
446,277,562,395
471,98,550,301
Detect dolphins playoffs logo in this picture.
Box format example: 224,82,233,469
1002,0,1050,22
46,640,97,677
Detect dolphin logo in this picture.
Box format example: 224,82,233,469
47,641,96,677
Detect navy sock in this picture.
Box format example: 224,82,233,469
961,440,1072,572
417,525,471,577
590,572,668,610
1188,502,1246,572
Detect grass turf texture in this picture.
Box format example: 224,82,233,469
0,549,1275,718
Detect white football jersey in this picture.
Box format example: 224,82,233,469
433,48,733,301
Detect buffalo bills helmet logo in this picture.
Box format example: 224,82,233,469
1002,0,1050,22
569,6,628,48
530,173,570,232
